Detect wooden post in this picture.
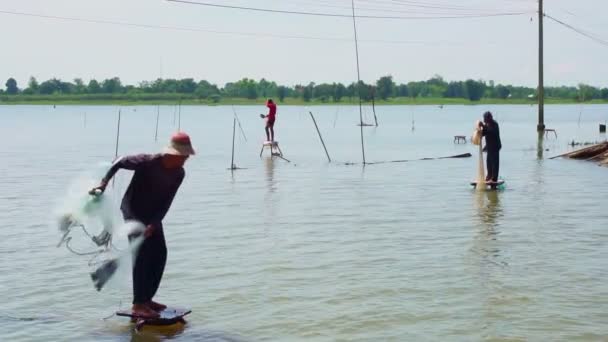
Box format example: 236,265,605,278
231,105,247,142
537,0,545,132
154,106,160,142
177,99,182,132
372,87,378,127
113,109,121,187
309,111,331,163
351,0,366,165
231,117,236,170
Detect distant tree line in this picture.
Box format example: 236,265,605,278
2,75,607,102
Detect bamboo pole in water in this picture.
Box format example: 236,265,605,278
309,111,331,163
231,105,247,142
113,109,121,187
372,89,378,127
231,117,236,170
177,99,182,131
351,0,366,165
154,106,160,142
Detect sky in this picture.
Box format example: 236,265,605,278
1,0,607,89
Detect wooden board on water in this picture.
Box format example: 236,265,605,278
116,307,191,326
470,180,505,187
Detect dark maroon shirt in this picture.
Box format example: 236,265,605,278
102,154,185,225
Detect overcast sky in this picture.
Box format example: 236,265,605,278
1,0,607,88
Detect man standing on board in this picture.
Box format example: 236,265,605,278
260,99,277,142
91,132,195,318
478,111,502,185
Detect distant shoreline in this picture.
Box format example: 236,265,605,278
1,97,605,106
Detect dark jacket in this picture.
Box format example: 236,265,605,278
482,120,502,153
102,154,185,225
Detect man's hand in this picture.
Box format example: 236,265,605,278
144,224,155,238
260,114,266,119
89,180,108,195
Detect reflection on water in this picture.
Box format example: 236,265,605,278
264,156,276,194
128,323,186,342
472,190,506,268
537,131,544,160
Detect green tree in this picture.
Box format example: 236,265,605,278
177,78,197,93
333,83,346,102
578,84,600,101
601,88,608,100
87,79,101,93
5,78,18,95
101,77,123,93
74,78,86,94
495,85,510,99
25,77,39,94
397,84,409,97
444,81,465,98
38,78,62,94
277,86,287,102
313,83,334,101
195,80,219,99
376,75,395,100
302,83,314,102
465,79,485,101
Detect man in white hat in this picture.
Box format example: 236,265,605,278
91,132,195,318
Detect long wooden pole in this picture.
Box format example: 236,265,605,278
114,109,121,158
309,111,331,162
154,105,160,141
231,105,247,142
537,0,545,132
231,117,236,170
178,99,182,131
372,88,378,127
351,0,366,165
113,109,121,187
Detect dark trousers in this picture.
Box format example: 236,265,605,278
128,223,167,305
486,151,500,182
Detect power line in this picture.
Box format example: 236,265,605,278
165,0,530,20
0,9,514,46
261,0,527,16
545,13,608,48
358,0,533,12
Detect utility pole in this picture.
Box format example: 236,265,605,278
537,0,545,132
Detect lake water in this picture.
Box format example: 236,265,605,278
0,104,607,341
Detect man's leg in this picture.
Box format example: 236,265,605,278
129,234,159,317
493,152,500,183
146,227,167,310
265,125,270,141
485,152,492,181
270,124,275,141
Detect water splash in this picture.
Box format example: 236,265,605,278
52,163,145,291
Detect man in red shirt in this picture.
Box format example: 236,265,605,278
260,99,277,142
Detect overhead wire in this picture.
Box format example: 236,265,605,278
544,13,608,48
165,0,531,20
0,10,521,46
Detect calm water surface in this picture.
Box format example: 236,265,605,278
0,104,607,341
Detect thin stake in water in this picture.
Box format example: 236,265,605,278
155,106,160,142
309,111,331,163
372,88,378,127
351,0,366,165
231,117,236,170
178,99,182,131
231,105,247,142
113,109,121,187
